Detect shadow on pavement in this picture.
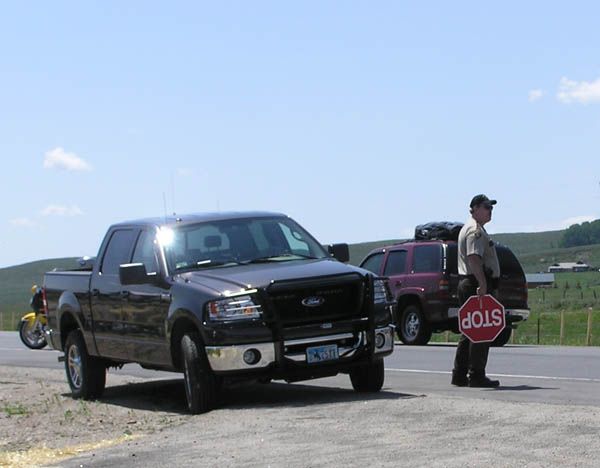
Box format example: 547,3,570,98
66,378,421,414
490,385,558,391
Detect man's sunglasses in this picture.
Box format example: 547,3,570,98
482,204,494,211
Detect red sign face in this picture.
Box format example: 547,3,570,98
458,295,506,343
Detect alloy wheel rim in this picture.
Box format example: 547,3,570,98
68,345,82,389
405,312,420,339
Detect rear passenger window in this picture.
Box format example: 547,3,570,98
384,250,407,276
361,253,385,274
445,244,458,274
101,230,138,275
413,245,442,273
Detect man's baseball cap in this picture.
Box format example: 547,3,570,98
470,194,497,208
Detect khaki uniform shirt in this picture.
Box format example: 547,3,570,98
457,217,500,278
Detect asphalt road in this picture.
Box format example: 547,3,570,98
2,331,600,407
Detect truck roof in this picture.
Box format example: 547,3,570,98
112,211,288,229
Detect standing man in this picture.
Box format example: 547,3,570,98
451,194,501,388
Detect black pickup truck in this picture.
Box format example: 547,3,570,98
43,212,395,413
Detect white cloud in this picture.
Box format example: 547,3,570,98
43,147,92,172
41,204,84,217
528,89,544,102
560,215,598,229
557,77,600,104
9,218,37,228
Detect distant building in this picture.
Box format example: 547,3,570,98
525,273,555,288
548,262,590,273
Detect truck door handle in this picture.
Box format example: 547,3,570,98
395,281,402,287
120,290,130,299
91,289,100,297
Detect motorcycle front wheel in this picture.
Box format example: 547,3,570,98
18,317,47,349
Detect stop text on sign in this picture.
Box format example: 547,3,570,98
461,307,503,330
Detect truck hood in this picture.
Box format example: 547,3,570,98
178,259,368,294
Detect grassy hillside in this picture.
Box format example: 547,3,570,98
0,258,78,327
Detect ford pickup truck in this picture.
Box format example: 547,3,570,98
43,212,395,413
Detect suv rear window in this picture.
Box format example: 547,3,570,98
384,250,407,276
445,243,458,274
412,245,442,273
497,245,525,278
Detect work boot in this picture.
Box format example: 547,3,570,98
468,374,500,388
451,370,468,387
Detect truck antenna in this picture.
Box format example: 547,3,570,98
162,192,168,224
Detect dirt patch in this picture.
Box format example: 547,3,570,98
0,366,187,467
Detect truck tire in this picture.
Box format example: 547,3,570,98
64,330,106,400
181,332,217,414
398,304,432,345
350,359,384,392
491,327,512,347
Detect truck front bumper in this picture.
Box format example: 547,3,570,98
205,326,395,373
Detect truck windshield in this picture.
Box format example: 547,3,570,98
161,217,329,273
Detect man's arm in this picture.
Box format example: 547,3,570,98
467,254,487,296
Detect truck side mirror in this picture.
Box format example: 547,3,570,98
328,243,350,263
119,263,155,285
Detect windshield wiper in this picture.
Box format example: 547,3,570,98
243,253,320,264
175,259,242,272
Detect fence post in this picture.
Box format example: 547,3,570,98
587,307,593,346
537,314,541,345
444,330,450,342
12,311,16,330
560,309,565,345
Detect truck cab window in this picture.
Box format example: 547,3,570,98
132,230,158,274
101,229,138,275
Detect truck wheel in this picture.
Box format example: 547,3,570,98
64,330,106,400
350,359,385,392
181,332,217,414
398,304,432,345
491,327,512,347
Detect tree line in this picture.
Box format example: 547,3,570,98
561,219,600,248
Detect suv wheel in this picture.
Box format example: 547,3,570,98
491,327,512,347
398,304,432,345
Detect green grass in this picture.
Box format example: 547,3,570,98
430,271,600,346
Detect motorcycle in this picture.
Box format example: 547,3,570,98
18,285,48,350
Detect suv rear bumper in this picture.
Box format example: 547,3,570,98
205,326,394,373
447,308,530,323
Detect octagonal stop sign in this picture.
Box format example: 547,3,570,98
458,295,506,343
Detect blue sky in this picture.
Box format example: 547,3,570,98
1,1,599,268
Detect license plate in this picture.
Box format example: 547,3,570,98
306,344,339,364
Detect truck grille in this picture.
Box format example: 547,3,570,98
266,274,365,326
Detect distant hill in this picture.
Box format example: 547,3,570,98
2,228,599,329
0,258,79,321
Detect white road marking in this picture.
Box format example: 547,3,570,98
386,367,600,383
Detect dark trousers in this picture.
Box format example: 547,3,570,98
452,277,498,377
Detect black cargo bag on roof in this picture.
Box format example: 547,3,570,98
414,222,464,241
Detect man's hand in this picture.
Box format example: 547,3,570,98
476,284,487,296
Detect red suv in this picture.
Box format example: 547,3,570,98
359,239,530,346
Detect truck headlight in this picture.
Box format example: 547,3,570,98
207,295,263,321
373,279,390,304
